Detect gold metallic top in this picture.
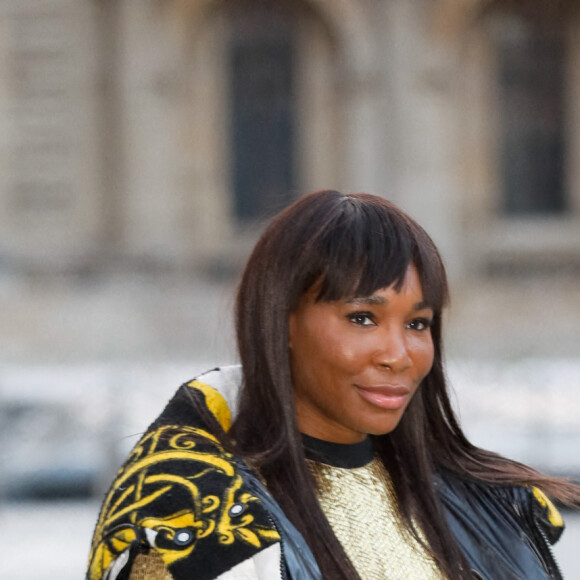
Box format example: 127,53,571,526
129,551,173,580
307,457,446,580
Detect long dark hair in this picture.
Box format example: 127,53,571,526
230,190,580,580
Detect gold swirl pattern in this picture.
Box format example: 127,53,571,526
87,420,280,580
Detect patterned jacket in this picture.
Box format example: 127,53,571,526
87,366,565,580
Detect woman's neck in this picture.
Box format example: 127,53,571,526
301,433,374,468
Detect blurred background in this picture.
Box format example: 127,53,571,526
1,0,579,578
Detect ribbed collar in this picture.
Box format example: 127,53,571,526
301,433,374,468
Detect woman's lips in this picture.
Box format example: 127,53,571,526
355,384,410,410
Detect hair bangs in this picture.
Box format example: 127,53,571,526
311,196,416,303
411,226,449,313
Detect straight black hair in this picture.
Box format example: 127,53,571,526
230,190,580,580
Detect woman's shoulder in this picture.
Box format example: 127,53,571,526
436,470,564,579
87,367,284,580
436,469,564,540
150,365,243,432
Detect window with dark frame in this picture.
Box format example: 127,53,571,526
490,9,567,216
228,3,297,222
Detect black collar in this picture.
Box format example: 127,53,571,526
301,433,374,468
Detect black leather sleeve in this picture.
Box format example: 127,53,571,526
436,472,563,580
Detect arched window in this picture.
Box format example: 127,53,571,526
227,2,297,221
488,6,567,215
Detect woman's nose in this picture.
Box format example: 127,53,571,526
372,328,412,372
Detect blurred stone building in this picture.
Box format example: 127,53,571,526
1,0,580,361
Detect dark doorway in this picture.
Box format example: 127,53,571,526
492,11,567,215
229,3,297,221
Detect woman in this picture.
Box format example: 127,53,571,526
87,191,578,580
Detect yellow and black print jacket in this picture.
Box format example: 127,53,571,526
87,367,317,580
87,366,566,580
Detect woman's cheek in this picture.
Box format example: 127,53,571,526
413,337,435,376
328,337,367,369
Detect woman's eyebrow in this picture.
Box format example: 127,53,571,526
345,295,386,305
345,296,433,309
344,297,433,309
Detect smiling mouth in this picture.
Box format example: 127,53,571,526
355,384,410,410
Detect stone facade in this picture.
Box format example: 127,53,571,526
0,0,101,268
0,0,579,362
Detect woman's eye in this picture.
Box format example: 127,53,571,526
347,312,375,326
407,318,432,331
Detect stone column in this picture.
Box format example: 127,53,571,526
380,0,465,280
116,0,194,267
0,0,101,271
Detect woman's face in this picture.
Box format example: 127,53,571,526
289,265,435,444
